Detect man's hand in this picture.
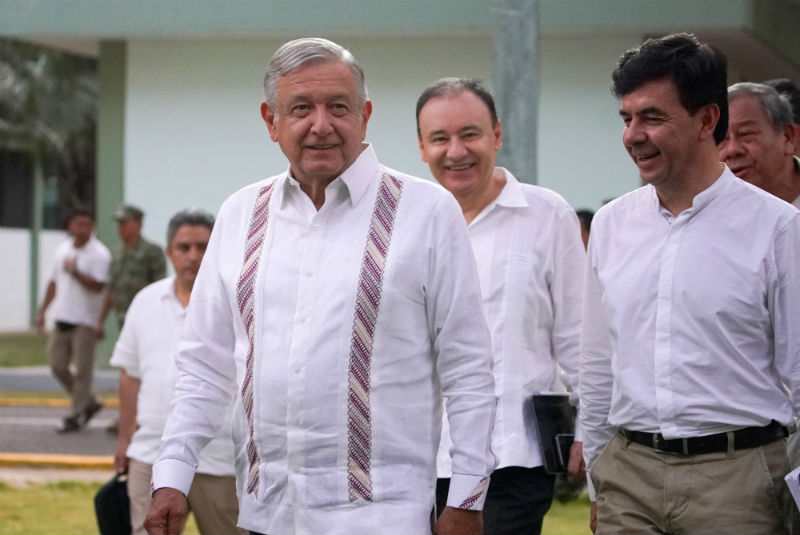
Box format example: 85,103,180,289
113,439,129,474
590,501,598,533
567,440,586,482
144,487,187,535
95,322,105,340
35,311,46,334
434,507,483,535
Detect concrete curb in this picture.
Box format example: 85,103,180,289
0,397,120,408
0,452,114,470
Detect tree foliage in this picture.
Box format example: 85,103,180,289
0,38,97,223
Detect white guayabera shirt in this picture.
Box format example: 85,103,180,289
437,169,585,476
152,145,497,535
581,166,800,500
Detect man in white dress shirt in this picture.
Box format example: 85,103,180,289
111,209,243,535
581,33,799,534
718,82,800,209
416,78,586,535
36,209,111,433
144,38,495,535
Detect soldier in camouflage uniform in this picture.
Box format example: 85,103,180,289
99,204,167,435
97,204,167,333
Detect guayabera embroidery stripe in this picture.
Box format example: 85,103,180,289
347,173,403,502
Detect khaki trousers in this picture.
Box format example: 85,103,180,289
128,459,244,535
592,433,790,535
48,325,97,416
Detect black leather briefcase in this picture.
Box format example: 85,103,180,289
94,473,132,535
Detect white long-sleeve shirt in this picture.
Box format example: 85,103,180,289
580,166,800,499
437,169,584,476
151,145,496,535
110,277,235,475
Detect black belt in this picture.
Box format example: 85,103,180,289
620,420,788,456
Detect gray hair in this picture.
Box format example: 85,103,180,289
166,208,215,245
263,37,368,111
728,82,793,132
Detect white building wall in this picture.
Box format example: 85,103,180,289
0,229,68,332
125,34,643,242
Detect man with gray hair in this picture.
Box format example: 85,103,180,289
145,38,495,535
111,208,243,535
719,82,800,208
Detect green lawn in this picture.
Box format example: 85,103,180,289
0,479,589,535
0,331,47,367
543,494,592,534
0,480,200,535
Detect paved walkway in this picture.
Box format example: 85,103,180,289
0,366,119,479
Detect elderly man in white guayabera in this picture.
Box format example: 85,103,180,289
144,37,496,535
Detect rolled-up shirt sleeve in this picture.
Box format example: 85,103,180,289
426,194,497,510
151,201,238,495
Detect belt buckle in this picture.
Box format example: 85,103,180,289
653,434,688,455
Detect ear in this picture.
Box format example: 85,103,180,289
359,100,373,140
697,103,720,142
261,101,279,142
494,120,503,151
782,123,797,156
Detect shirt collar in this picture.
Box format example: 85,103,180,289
158,276,185,309
493,168,529,209
281,143,378,209
650,164,733,217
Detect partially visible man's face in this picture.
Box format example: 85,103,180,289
261,60,372,186
417,91,501,199
117,219,141,244
619,78,713,190
166,225,210,289
68,214,94,245
718,94,794,189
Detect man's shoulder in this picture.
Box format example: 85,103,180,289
219,175,283,213
139,237,164,255
518,183,575,217
381,167,451,203
87,237,112,258
127,277,173,313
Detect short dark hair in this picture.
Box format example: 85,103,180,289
166,208,215,245
66,208,94,224
763,78,800,125
415,77,498,136
575,209,594,232
612,33,729,143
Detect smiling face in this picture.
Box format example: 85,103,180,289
718,94,794,189
261,60,372,187
619,78,713,191
417,91,502,199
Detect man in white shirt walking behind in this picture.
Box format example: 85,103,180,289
581,33,799,534
145,37,495,535
416,77,586,535
37,209,111,433
111,208,243,535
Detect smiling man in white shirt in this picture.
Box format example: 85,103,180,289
580,33,800,535
416,78,586,535
144,38,496,535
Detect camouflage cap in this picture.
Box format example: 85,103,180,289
113,204,144,222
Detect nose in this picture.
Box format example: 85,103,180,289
622,118,645,148
445,137,468,160
187,245,204,263
309,106,333,136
